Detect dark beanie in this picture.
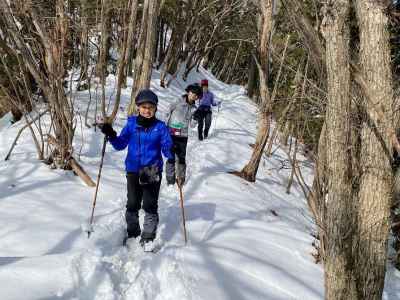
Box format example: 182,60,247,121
135,89,158,106
185,83,203,98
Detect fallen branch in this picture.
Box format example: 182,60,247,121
69,157,96,187
47,134,96,187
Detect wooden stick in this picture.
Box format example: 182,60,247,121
177,180,188,245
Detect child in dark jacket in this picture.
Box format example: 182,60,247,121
100,89,175,247
165,84,203,185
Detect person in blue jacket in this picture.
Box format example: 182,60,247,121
100,89,175,247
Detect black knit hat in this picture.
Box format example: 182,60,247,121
135,89,159,106
185,84,203,98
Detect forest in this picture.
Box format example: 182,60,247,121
1,1,400,299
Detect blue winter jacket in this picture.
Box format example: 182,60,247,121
108,116,174,173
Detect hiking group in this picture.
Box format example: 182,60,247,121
99,79,219,250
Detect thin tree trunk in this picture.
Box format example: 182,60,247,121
108,0,135,123
123,0,139,87
160,27,180,87
311,122,328,260
239,0,273,182
283,0,325,78
128,0,160,115
79,2,89,83
138,0,160,89
96,0,112,80
157,18,165,68
286,137,298,194
266,62,303,156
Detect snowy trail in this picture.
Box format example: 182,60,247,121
65,79,323,300
71,83,260,300
0,67,399,299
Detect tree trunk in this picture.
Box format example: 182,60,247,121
283,0,325,78
122,0,139,87
129,0,160,115
267,62,302,156
247,54,258,98
286,137,298,194
160,27,180,87
354,1,394,298
78,2,89,82
108,0,138,123
157,18,165,67
321,1,357,299
239,0,273,182
96,0,112,79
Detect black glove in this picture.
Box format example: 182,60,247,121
100,123,117,139
165,159,176,185
193,109,201,121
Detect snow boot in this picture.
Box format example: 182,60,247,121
140,232,156,252
123,234,140,249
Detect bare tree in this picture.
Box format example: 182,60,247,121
237,0,273,182
0,0,95,186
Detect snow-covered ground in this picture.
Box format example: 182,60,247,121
0,67,399,300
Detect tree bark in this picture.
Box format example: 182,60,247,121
321,1,357,299
354,1,394,298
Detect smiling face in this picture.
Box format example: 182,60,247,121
187,91,199,103
137,102,157,118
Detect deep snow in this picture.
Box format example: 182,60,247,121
0,67,399,300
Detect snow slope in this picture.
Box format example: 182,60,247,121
0,67,398,300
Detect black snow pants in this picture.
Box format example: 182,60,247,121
171,136,188,164
125,172,161,240
197,109,212,140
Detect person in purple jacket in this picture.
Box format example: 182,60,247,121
194,79,217,140
100,89,175,248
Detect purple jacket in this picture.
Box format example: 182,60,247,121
199,91,217,108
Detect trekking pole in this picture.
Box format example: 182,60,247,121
86,136,107,238
177,180,188,245
212,101,221,136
